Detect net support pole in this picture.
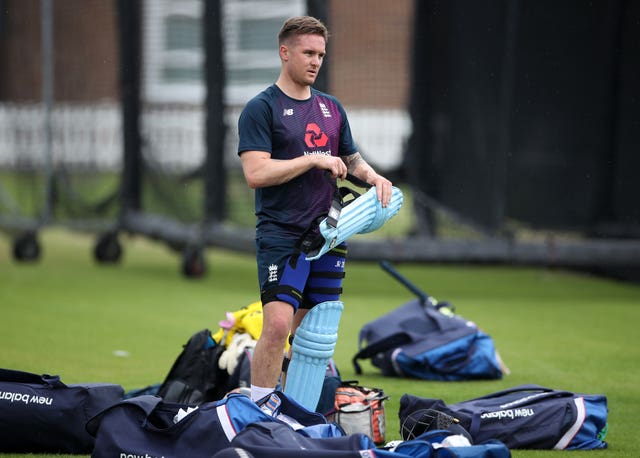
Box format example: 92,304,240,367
306,0,329,93
117,0,142,215
40,0,54,225
203,0,226,223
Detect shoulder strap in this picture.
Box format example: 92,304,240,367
0,368,66,388
463,384,563,401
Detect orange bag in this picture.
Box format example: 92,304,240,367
329,381,388,445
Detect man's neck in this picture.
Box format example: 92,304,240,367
275,77,311,101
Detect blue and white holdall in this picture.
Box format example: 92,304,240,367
352,298,505,381
399,384,608,450
393,429,511,458
86,391,337,458
226,422,511,458
87,394,265,458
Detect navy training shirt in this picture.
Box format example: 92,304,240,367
238,84,358,238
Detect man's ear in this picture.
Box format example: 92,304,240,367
279,44,289,61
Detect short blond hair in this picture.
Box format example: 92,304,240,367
278,16,329,45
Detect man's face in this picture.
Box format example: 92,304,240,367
281,34,326,86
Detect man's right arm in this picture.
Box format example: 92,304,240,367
240,151,347,189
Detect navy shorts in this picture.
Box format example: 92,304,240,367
256,236,347,311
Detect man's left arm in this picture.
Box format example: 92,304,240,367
342,152,392,207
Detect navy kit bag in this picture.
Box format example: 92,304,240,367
352,298,504,381
87,391,332,458
227,421,376,457
227,422,511,458
399,384,608,450
352,262,506,381
226,422,511,458
87,394,273,458
0,368,124,454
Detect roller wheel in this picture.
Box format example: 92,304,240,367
182,246,206,278
13,231,41,262
94,232,122,263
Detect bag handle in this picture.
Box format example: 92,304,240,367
464,384,572,402
352,332,412,374
86,395,163,437
0,368,66,388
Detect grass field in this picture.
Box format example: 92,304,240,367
1,228,639,457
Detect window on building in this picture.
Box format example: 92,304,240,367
143,0,304,106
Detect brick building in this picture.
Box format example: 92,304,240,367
0,0,413,171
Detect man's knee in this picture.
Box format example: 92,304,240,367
260,301,294,344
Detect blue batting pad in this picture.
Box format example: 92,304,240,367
283,301,343,411
305,186,403,261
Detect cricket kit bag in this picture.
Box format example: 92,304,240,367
352,298,505,381
87,391,335,458
393,429,511,458
86,393,269,458
157,303,262,405
226,422,511,458
225,421,379,458
399,384,608,450
0,368,124,454
157,328,230,404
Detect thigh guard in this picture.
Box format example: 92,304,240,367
304,244,347,307
261,252,310,311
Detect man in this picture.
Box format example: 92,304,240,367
237,15,393,403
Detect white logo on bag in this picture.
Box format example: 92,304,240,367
119,453,165,458
480,408,535,420
0,391,53,405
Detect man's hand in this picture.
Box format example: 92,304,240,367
369,174,393,208
315,154,347,180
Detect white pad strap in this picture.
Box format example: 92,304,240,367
283,301,343,411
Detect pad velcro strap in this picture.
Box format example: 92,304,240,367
325,193,342,228
326,186,361,228
261,285,303,306
296,216,325,254
309,271,345,279
328,245,348,257
307,286,343,296
282,356,290,373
